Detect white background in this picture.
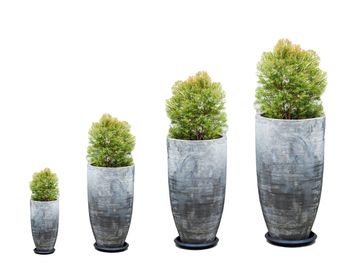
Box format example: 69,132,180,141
0,0,348,262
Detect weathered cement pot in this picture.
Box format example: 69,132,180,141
256,114,325,247
87,164,134,252
167,136,227,250
30,200,59,254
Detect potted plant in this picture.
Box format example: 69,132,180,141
87,113,135,252
166,71,227,250
255,39,327,247
30,168,59,254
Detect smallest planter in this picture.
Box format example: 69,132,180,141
30,168,59,255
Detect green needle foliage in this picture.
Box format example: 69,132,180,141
255,39,327,119
30,168,59,201
87,114,135,167
166,71,227,140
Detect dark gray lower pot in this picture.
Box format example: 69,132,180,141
30,200,59,254
87,164,134,252
167,136,227,250
256,114,325,247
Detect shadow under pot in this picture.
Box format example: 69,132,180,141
255,114,325,247
167,136,227,250
87,164,134,252
30,200,59,254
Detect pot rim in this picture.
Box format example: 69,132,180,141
30,199,59,203
87,163,135,170
167,135,227,143
256,113,325,122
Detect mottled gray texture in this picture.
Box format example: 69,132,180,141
30,200,59,252
87,164,134,248
167,137,227,244
256,115,325,240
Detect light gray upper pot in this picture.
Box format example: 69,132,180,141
256,114,325,240
30,199,59,253
167,136,227,244
87,164,134,249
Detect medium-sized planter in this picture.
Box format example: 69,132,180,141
256,115,325,247
87,164,134,252
30,200,59,254
168,136,227,250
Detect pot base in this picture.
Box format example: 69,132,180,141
34,248,55,255
174,236,219,250
265,231,317,247
94,242,129,253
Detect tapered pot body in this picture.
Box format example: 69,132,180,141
87,164,134,252
256,115,325,242
30,200,59,254
167,136,227,248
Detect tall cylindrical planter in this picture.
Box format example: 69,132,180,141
167,136,227,250
30,200,59,254
256,115,325,247
87,164,134,252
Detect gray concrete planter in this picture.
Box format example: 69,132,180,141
87,164,134,252
167,136,227,250
30,200,59,254
255,114,325,247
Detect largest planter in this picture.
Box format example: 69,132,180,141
167,136,227,250
87,164,134,252
256,115,325,247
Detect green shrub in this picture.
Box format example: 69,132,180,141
166,71,227,140
30,168,59,201
255,39,327,119
87,114,135,167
